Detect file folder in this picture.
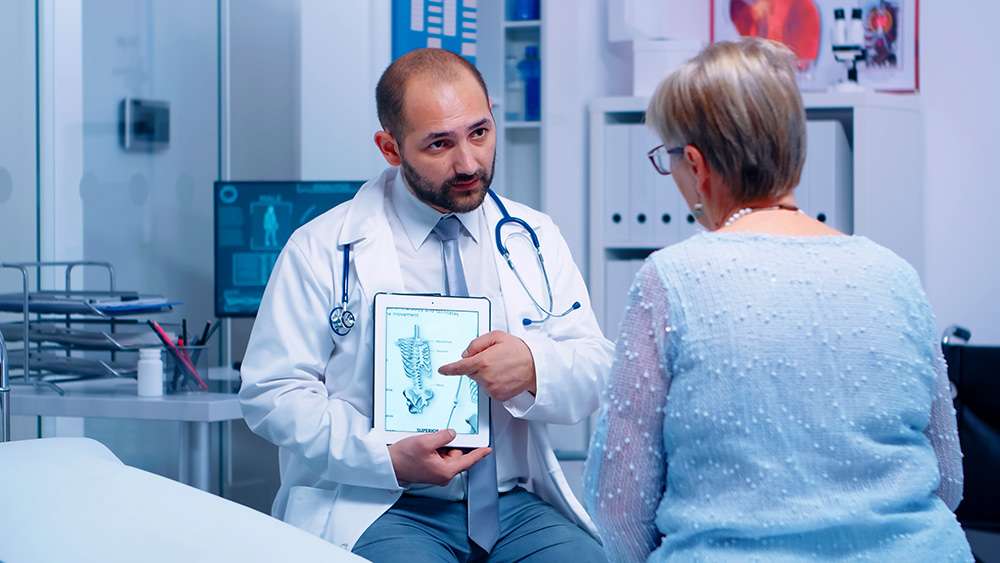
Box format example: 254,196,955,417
800,120,853,233
604,124,632,245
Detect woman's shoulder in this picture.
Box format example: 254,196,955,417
646,233,922,284
647,232,714,263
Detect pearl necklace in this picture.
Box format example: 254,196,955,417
722,205,799,228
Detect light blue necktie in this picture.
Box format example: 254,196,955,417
432,215,499,552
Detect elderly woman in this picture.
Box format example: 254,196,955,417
584,38,971,562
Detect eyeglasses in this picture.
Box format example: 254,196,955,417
647,144,685,176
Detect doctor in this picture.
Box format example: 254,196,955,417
239,48,612,562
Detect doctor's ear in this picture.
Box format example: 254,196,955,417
374,130,403,167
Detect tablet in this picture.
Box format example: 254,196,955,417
372,292,491,448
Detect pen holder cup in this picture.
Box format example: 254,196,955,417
162,344,211,393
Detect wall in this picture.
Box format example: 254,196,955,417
226,0,305,365
0,0,39,441
36,0,220,478
920,2,1000,344
229,0,301,181
73,0,218,343
0,0,37,283
541,0,635,271
32,0,303,505
225,0,305,512
298,0,391,181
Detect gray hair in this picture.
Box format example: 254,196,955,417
646,37,807,202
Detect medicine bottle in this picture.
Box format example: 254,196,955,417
137,348,164,397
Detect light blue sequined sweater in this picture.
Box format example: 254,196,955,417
584,232,971,562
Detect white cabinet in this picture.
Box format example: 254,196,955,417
477,1,543,210
479,0,621,269
589,93,925,334
799,120,853,234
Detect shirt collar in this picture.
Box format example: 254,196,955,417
391,168,481,249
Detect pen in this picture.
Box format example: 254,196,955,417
199,321,221,347
197,321,212,346
147,320,207,390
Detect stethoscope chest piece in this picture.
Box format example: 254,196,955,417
329,306,355,336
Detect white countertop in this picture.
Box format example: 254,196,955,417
10,378,243,422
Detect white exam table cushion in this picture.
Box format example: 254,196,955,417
0,437,366,563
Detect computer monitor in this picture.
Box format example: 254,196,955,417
214,180,363,317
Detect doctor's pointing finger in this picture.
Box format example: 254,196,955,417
438,330,537,402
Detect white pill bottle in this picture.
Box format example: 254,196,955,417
137,348,164,397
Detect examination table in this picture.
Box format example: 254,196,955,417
0,437,366,562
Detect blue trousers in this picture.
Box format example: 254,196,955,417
352,487,607,563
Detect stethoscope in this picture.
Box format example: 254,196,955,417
328,246,356,336
328,189,580,337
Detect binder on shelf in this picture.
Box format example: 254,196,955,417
629,125,659,244
800,120,853,234
646,134,685,245
659,173,690,245
603,124,631,244
603,257,646,337
678,182,703,239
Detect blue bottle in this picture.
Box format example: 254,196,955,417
510,0,539,21
517,45,541,121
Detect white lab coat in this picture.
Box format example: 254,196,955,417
239,167,613,551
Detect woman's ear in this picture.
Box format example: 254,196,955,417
374,130,402,167
684,145,713,202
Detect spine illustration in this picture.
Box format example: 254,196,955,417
397,325,434,414
465,380,479,433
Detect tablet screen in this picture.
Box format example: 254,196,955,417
382,306,481,435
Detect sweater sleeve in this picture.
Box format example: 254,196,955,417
584,261,673,562
925,341,964,511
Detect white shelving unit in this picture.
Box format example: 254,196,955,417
503,19,541,29
478,2,618,492
476,1,544,211
589,92,925,335
504,121,542,129
480,0,620,269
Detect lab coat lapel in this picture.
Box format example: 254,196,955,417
338,169,406,300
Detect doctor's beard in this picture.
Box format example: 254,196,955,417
400,155,495,214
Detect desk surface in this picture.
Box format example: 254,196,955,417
10,378,243,422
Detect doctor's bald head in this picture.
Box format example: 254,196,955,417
376,48,491,139
374,48,497,214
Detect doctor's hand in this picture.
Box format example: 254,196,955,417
438,330,537,402
388,429,492,487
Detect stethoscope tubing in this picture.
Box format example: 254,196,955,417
330,189,578,336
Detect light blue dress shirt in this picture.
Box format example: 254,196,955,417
385,170,530,500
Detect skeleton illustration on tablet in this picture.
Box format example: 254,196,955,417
378,300,487,443
465,381,479,433
396,325,434,414
446,377,479,434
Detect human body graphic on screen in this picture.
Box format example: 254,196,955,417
384,307,479,434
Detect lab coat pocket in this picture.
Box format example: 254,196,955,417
283,485,340,539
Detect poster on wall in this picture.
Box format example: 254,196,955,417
712,0,918,92
392,0,479,63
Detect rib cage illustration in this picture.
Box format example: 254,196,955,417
397,325,434,414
